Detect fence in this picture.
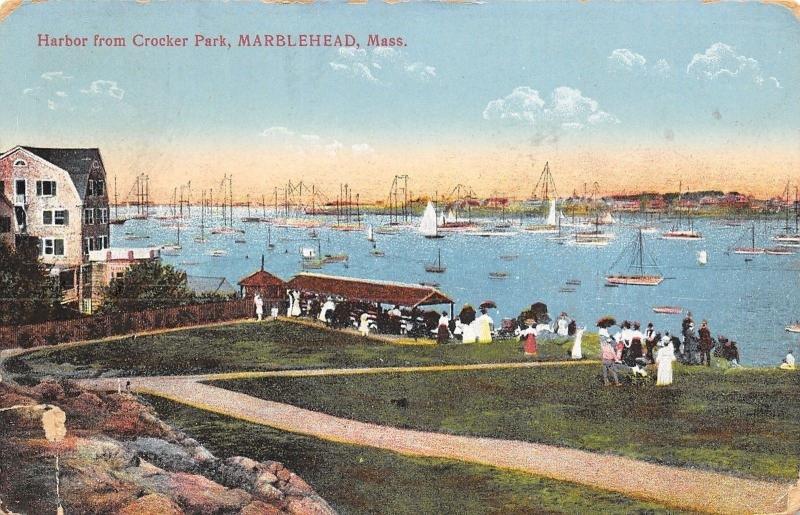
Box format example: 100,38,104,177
0,298,276,349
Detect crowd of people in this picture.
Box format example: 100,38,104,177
251,292,797,378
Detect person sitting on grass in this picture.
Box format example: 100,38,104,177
780,350,796,370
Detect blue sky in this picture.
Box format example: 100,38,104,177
0,1,797,197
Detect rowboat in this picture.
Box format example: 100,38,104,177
653,306,682,315
489,271,509,279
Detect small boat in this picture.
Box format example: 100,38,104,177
489,271,509,279
425,249,446,273
467,231,518,237
208,249,227,257
234,238,247,244
375,225,401,235
124,234,150,241
210,226,245,235
785,323,800,333
604,283,620,288
559,287,576,293
419,281,440,288
606,229,664,286
179,261,199,266
765,247,794,256
697,250,708,265
370,249,385,257
653,306,682,315
565,279,582,286
323,254,349,263
661,230,703,240
499,254,519,261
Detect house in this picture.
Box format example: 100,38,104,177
85,247,161,313
0,146,111,309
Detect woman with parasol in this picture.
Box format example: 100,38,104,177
476,301,496,343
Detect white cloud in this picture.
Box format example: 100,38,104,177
41,71,73,81
261,127,374,159
80,80,125,100
483,86,617,141
608,49,673,78
651,59,672,78
686,42,779,88
608,49,647,72
329,47,436,85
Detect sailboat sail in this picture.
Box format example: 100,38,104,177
545,199,557,226
366,225,374,241
697,250,708,265
419,201,439,237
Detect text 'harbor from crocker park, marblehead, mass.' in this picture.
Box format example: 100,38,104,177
36,33,403,48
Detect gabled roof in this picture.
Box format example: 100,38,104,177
20,147,104,200
238,269,286,288
287,273,453,308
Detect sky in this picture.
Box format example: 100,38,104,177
0,0,798,201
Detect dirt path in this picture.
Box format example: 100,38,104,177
81,364,790,515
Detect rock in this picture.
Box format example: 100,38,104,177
213,456,284,502
286,473,314,495
75,436,136,468
31,380,64,402
117,493,184,515
126,437,198,472
190,444,217,466
241,500,284,515
286,495,337,515
168,472,252,513
276,467,292,482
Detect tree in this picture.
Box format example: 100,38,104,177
0,241,64,325
99,260,195,313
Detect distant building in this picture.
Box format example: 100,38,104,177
0,146,111,308
85,247,161,313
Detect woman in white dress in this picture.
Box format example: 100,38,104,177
289,290,301,317
656,339,677,386
462,319,478,344
571,327,584,359
556,313,570,337
358,312,371,336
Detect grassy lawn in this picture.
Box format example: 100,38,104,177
144,395,684,515
214,364,800,482
7,319,595,379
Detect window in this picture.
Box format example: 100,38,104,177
36,180,57,197
41,238,65,256
84,237,94,254
88,179,105,196
42,209,68,226
13,159,26,167
84,208,94,225
0,216,10,233
97,207,108,224
97,235,109,249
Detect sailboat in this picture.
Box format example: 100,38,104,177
696,250,708,265
572,211,614,246
211,175,245,235
425,249,446,273
109,176,127,225
241,194,261,223
161,221,182,253
662,186,703,240
366,225,375,242
606,229,663,286
732,224,764,255
419,201,444,239
194,191,208,244
773,183,800,245
266,225,275,251
524,162,560,234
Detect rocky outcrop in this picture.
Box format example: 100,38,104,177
0,380,337,515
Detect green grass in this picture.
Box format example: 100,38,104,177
214,364,800,482
144,395,685,515
8,320,592,378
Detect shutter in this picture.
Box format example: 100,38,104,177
62,210,69,225
36,181,42,195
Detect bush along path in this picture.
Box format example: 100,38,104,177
80,363,792,515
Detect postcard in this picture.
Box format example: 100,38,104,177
0,1,798,514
